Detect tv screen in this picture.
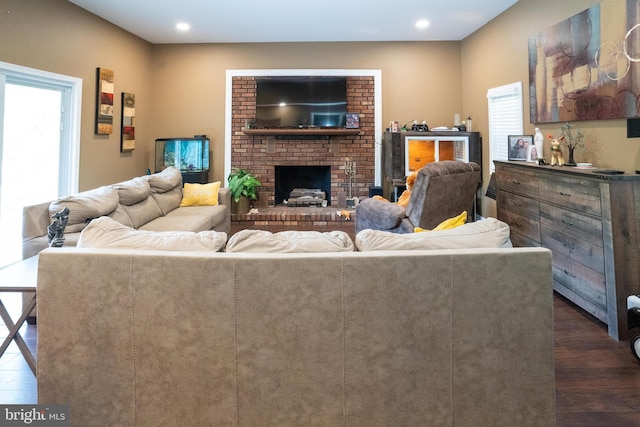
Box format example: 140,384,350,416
255,76,347,128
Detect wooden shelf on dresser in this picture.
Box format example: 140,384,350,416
494,161,640,340
242,128,362,137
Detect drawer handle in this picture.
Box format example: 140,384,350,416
563,269,576,278
562,219,574,226
559,192,572,197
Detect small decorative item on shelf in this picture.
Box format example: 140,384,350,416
534,127,544,158
559,122,584,166
547,133,565,166
346,113,360,129
411,120,429,132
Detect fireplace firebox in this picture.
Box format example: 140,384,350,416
275,166,331,206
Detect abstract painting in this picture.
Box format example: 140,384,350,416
529,0,640,123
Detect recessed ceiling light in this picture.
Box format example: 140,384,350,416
416,19,430,29
176,22,190,32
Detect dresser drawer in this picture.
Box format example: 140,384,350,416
541,223,605,275
497,191,539,220
498,208,540,243
539,202,603,247
538,175,602,217
496,166,539,197
551,250,606,311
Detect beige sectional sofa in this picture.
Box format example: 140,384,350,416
21,166,230,259
36,242,556,426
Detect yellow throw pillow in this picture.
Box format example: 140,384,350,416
180,181,221,207
414,211,467,232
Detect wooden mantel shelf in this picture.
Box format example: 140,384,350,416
241,128,362,137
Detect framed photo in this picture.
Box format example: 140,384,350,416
527,144,540,163
346,113,360,129
508,135,533,161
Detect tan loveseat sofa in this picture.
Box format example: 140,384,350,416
37,244,555,426
21,166,230,259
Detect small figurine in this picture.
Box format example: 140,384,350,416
548,134,565,166
47,207,70,248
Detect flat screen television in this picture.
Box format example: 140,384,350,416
255,76,347,128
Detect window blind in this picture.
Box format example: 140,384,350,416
487,82,523,172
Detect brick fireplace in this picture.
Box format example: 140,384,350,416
230,75,376,208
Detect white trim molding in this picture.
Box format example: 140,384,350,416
225,69,382,185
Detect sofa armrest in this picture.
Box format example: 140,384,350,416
218,187,230,207
22,201,52,259
355,197,407,233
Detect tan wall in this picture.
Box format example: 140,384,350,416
150,42,463,183
462,0,636,217
0,0,153,191
5,0,631,214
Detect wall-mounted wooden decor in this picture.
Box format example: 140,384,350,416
120,92,135,151
95,67,114,134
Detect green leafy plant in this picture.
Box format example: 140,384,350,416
227,168,261,203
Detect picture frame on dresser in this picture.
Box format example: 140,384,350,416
508,135,533,161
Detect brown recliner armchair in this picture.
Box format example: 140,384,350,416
356,161,481,234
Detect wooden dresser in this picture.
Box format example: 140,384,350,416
495,161,640,340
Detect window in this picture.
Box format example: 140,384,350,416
0,62,82,266
486,82,523,172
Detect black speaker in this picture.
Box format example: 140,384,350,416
485,173,497,200
628,118,640,138
369,186,383,197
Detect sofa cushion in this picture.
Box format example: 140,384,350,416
139,211,215,232
148,167,182,193
180,181,221,207
49,186,119,233
152,187,183,216
355,217,512,251
162,205,228,229
149,167,183,214
77,216,227,252
112,176,151,206
226,229,355,253
122,198,164,229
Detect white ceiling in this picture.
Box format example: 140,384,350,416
68,0,518,44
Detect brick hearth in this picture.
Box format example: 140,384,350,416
230,207,356,241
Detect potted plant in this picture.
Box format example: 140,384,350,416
227,168,261,214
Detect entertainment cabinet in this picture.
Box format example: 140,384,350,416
381,131,482,209
494,161,640,340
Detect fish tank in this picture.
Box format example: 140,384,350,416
155,137,210,184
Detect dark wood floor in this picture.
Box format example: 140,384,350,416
554,294,640,426
1,292,639,424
